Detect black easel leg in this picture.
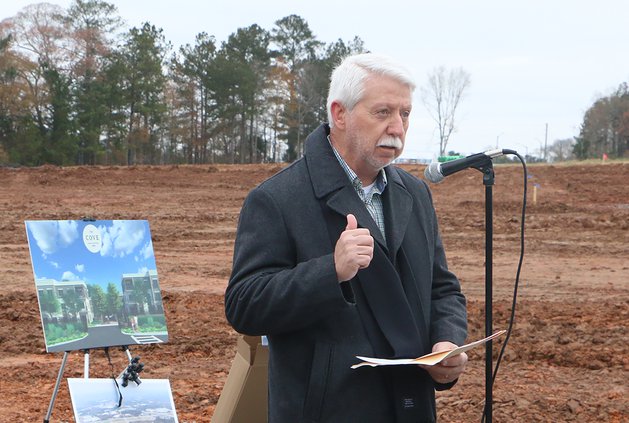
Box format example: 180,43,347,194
485,183,493,423
44,351,69,423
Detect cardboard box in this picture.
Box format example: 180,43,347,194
211,335,268,423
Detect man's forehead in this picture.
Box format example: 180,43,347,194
361,77,412,103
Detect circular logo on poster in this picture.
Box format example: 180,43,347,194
83,224,102,253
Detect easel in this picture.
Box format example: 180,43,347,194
43,346,139,423
26,218,160,422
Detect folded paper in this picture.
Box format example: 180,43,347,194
351,330,506,369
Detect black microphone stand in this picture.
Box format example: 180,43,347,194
474,159,495,423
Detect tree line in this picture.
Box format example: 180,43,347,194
544,84,629,162
1,2,626,166
573,83,629,160
0,1,365,166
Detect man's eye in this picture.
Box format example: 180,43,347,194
377,109,390,116
401,110,411,119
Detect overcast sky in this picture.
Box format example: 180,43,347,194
3,0,628,159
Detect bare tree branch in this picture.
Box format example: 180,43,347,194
421,66,470,156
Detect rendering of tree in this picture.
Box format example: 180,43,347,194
105,282,123,317
421,66,471,156
130,279,151,315
61,289,83,318
88,284,107,322
39,290,61,315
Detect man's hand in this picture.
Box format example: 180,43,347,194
334,214,374,282
419,341,468,384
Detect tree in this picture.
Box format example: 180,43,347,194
548,137,575,162
113,22,170,165
1,3,74,165
170,32,217,163
213,24,271,163
64,0,123,164
261,62,290,162
575,83,629,159
64,0,121,65
271,15,322,161
421,66,471,156
100,51,128,163
572,130,590,160
0,32,32,163
41,62,77,164
1,11,375,166
297,37,366,138
6,3,69,69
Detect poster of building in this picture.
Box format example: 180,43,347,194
25,220,168,352
68,378,178,422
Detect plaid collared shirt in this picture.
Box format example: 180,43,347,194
329,137,387,241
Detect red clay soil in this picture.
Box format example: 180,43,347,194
0,162,627,422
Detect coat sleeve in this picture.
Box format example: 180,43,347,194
225,185,349,336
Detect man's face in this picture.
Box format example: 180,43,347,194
342,74,412,183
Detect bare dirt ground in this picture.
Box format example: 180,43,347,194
0,161,627,422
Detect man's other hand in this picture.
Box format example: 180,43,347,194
419,341,468,384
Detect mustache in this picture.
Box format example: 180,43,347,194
376,136,403,149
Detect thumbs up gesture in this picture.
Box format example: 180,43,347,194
334,214,374,282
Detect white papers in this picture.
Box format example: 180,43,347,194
351,330,506,369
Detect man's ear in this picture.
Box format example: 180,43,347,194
330,101,347,130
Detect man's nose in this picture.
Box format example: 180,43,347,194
387,113,405,138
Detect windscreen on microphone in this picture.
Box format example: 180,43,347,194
424,162,446,183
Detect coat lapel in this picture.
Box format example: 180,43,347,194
383,167,431,349
383,167,413,258
326,188,387,251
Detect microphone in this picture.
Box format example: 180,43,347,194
424,149,516,183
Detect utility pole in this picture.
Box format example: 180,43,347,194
544,123,548,161
496,132,504,149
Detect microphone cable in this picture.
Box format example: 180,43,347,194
481,151,527,423
103,347,124,407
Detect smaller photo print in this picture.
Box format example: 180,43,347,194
68,378,178,422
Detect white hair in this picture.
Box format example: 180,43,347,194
326,53,416,127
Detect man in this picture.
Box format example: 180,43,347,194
225,53,467,422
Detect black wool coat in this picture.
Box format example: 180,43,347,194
225,124,467,423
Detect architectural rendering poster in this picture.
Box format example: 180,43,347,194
25,220,168,353
68,378,178,422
